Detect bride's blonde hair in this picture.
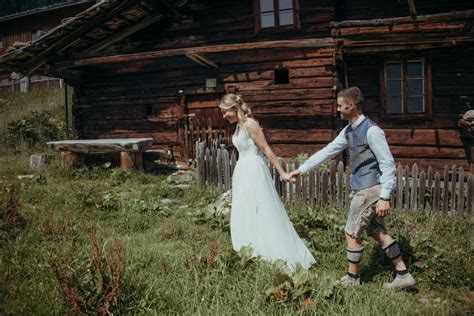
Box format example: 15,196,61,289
219,93,253,126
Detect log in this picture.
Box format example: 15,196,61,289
61,151,84,168
120,151,143,171
67,38,336,66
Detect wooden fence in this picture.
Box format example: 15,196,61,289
181,117,230,163
196,139,474,216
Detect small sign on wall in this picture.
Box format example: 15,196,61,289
206,78,217,88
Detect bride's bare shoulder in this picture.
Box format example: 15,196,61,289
244,118,261,129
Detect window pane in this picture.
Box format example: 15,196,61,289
261,12,275,28
260,0,274,12
407,62,423,78
386,63,401,79
279,9,294,26
408,78,423,95
278,0,293,10
387,79,402,95
408,96,424,113
387,96,403,114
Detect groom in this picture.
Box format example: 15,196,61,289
289,87,416,290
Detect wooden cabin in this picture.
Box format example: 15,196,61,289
1,0,473,172
0,0,94,92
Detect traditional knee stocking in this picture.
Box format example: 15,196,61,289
347,247,364,264
382,241,401,260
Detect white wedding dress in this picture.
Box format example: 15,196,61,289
230,121,316,272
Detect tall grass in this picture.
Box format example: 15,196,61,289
0,88,71,153
0,89,472,315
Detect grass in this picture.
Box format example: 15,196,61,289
0,89,473,315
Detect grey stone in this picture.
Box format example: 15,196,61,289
30,154,52,170
174,184,191,190
161,198,175,205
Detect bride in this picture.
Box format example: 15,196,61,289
219,94,315,272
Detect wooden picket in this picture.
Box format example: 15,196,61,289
195,140,473,216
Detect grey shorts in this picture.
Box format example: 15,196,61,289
344,184,387,239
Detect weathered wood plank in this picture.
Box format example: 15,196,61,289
47,138,153,153
457,167,465,215
410,164,418,211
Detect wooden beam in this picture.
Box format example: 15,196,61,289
185,51,218,69
56,38,335,67
144,0,186,22
331,9,474,28
19,0,137,76
408,0,417,17
79,13,164,58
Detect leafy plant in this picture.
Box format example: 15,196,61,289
47,228,124,315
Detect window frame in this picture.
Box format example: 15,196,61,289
379,55,432,120
253,0,301,34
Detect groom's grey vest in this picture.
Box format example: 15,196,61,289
345,117,381,190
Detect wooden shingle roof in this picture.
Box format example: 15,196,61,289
0,0,188,79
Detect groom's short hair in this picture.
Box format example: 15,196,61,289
338,87,364,110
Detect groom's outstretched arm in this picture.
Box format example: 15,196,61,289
290,127,349,180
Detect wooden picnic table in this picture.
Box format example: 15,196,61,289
47,138,154,171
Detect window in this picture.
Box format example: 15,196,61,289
381,58,431,117
31,28,43,42
254,0,300,32
274,68,289,84
0,35,3,49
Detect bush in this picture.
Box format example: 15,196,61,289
6,110,65,148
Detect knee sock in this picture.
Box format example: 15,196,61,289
346,247,364,278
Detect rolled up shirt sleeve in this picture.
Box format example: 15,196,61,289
298,127,349,174
367,126,396,199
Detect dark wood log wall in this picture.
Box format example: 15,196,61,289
71,0,473,169
73,0,339,158
345,45,473,171
74,45,338,158
103,0,335,55
340,0,474,20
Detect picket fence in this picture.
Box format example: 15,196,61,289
195,139,474,216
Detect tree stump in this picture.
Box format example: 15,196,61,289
120,152,143,171
61,151,84,168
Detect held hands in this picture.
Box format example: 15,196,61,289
280,172,292,182
288,169,302,183
375,199,390,217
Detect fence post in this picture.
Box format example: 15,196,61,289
418,171,426,211
281,159,288,203
404,165,410,211
450,165,457,212
433,172,441,213
337,161,344,207
396,165,403,210
330,160,336,204
443,165,449,215
426,166,433,210
322,170,329,207
223,149,230,190
410,164,418,211
457,167,465,216
467,175,473,215
295,160,301,203
217,147,223,189
309,169,316,206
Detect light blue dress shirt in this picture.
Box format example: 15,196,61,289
298,115,396,199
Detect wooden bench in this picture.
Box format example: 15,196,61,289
47,138,154,171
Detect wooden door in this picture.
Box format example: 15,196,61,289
180,93,231,163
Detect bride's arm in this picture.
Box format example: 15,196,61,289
245,119,290,181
